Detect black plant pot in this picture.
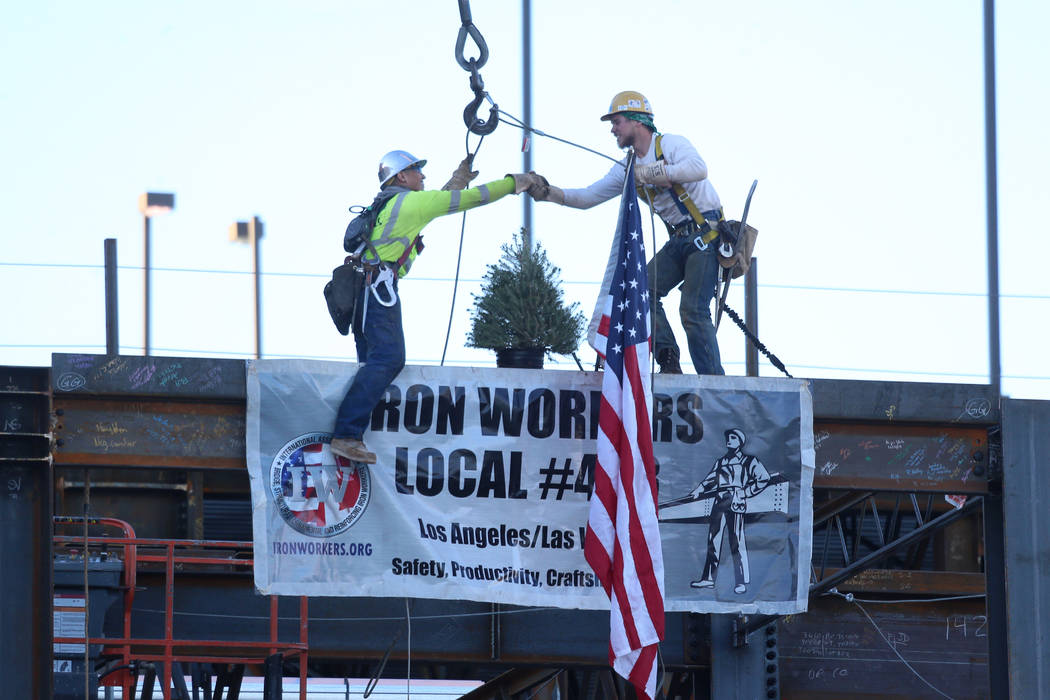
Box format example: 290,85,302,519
495,347,545,369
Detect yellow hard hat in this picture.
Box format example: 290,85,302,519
600,91,653,121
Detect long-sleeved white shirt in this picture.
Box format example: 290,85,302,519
562,132,722,227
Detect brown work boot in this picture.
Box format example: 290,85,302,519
329,437,377,464
657,349,683,374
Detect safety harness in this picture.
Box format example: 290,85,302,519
652,134,722,248
338,191,428,330
363,197,425,315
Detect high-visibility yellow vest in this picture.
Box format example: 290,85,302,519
365,177,515,277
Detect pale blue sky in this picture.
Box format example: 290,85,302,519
2,1,1047,398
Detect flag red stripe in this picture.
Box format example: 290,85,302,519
585,158,664,700
584,523,613,596
628,645,659,692
623,349,665,634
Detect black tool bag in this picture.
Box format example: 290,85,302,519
323,256,365,336
326,191,395,335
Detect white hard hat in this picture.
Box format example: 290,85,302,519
377,150,427,185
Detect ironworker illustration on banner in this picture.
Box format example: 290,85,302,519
246,360,814,615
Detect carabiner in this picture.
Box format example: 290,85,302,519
369,266,398,307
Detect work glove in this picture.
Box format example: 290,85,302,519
507,172,546,195
634,161,671,188
525,173,566,205
441,156,479,191
524,172,549,197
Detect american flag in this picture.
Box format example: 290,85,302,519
584,154,665,700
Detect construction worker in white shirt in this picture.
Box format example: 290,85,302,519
330,151,545,465
529,91,725,375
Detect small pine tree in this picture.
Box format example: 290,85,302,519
467,231,585,355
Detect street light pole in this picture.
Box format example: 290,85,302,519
138,192,175,356
250,216,262,359
104,239,119,355
229,217,264,359
143,215,150,355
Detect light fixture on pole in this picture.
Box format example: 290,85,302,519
229,216,264,359
138,192,175,356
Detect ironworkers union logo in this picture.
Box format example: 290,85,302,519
270,432,371,538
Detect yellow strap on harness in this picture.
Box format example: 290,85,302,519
653,134,720,244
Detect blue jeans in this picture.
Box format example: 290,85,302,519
333,279,406,440
647,235,725,375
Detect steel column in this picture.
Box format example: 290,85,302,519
0,366,53,700
711,615,778,699
1000,399,1050,698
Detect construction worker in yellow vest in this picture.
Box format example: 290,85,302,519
330,151,544,465
529,91,725,376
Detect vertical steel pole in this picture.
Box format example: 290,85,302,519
984,487,1010,699
104,239,119,355
251,217,262,359
984,0,1001,397
521,0,533,248
0,367,53,700
143,215,151,356
745,257,758,376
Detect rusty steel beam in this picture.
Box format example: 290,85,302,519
778,595,989,699
808,378,999,424
813,422,989,493
827,568,985,596
53,398,244,469
51,354,244,400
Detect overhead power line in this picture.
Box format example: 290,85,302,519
3,261,1050,300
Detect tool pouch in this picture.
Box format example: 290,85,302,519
323,256,366,336
716,220,758,279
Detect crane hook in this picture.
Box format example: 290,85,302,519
463,60,498,135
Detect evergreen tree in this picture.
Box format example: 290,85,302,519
468,231,585,355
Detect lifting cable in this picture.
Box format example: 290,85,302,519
440,0,492,366
444,1,790,378
443,0,624,367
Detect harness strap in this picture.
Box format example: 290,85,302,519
396,235,424,269
363,192,426,275
653,134,721,244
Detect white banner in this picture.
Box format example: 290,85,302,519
247,360,814,615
